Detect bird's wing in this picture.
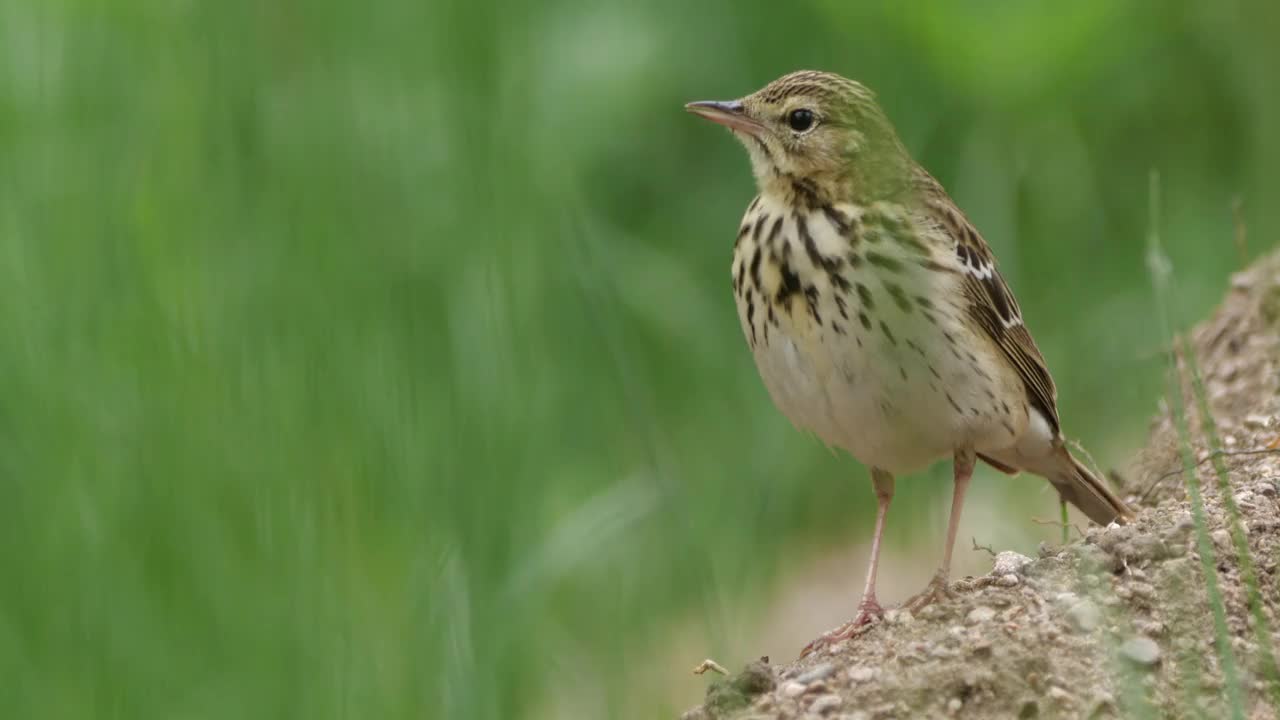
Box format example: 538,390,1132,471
917,177,1061,435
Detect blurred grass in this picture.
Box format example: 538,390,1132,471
1147,171,1242,719
1,0,1279,718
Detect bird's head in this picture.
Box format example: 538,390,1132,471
687,70,912,205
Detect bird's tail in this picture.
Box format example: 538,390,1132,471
1046,447,1134,526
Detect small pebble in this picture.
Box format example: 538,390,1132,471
781,680,806,697
1096,524,1131,552
1121,636,1161,666
1172,512,1195,533
847,665,877,683
997,573,1021,587
1136,619,1166,636
918,605,943,621
1212,529,1231,550
1047,686,1074,703
1129,582,1156,600
929,643,957,660
795,663,835,684
808,694,842,715
1243,413,1272,429
993,550,1034,576
1127,535,1169,562
1090,691,1118,716
885,608,914,625
947,698,963,713
1076,544,1118,573
967,606,996,624
1066,600,1101,633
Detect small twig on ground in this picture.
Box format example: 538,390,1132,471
1032,517,1087,540
692,659,729,676
1140,447,1280,502
971,537,996,558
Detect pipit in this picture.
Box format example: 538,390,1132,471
686,71,1133,656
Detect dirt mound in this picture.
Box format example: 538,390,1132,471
682,250,1280,719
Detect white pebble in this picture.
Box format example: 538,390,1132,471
966,606,996,624
885,608,914,625
808,694,843,714
795,663,835,684
847,665,877,683
1121,636,1161,666
992,550,1033,576
1067,600,1101,632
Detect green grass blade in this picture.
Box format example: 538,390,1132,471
1146,170,1245,719
1179,331,1280,704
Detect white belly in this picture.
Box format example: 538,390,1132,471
732,197,1029,475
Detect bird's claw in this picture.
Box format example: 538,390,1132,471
798,598,884,658
902,572,952,612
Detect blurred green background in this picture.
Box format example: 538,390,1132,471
1,0,1277,717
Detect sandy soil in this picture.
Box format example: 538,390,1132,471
681,249,1280,719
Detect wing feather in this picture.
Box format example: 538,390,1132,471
917,175,1061,434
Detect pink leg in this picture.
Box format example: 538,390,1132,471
800,469,894,657
906,448,975,610
939,447,975,578
857,468,895,611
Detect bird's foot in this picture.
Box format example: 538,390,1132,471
902,572,952,613
798,597,884,658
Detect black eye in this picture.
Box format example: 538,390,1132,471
787,108,815,132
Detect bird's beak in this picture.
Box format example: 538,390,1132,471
685,100,765,137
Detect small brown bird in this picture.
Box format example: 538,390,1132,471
686,71,1132,655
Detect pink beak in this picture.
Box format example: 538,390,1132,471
685,100,766,137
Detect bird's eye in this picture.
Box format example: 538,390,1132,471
787,108,816,132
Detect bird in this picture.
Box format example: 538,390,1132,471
685,70,1133,656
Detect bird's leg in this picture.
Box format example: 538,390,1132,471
800,469,894,658
856,469,895,617
905,447,975,611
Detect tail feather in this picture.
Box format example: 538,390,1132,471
1048,449,1134,526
